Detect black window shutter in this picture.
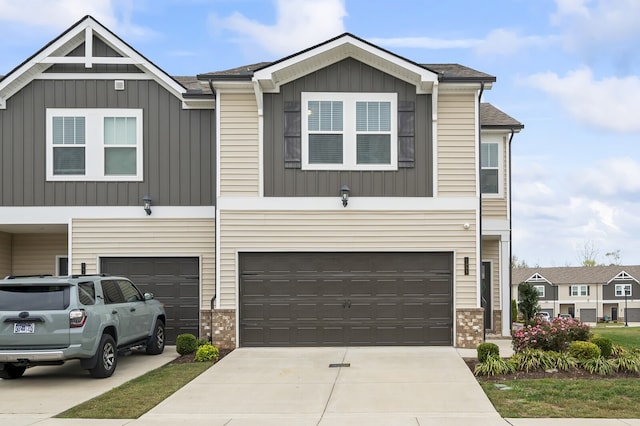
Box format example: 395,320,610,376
398,100,415,168
587,286,590,296
284,101,301,169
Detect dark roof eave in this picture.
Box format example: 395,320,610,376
441,76,497,84
482,124,525,130
196,73,253,81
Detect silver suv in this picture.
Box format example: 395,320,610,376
0,274,166,379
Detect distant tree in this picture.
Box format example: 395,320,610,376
518,281,540,325
511,255,529,268
511,299,519,322
605,250,622,266
577,241,600,267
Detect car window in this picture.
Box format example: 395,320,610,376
78,281,96,305
101,280,125,304
117,280,143,302
0,285,70,310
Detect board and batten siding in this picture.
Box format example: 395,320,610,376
12,233,67,275
219,92,260,196
481,134,508,220
0,232,13,277
0,79,215,207
437,93,477,197
219,210,477,309
71,219,215,308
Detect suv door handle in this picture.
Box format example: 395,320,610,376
112,310,118,315
130,308,136,312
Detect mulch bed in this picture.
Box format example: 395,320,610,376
464,358,639,381
169,348,234,365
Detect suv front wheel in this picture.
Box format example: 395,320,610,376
0,363,27,379
89,334,117,378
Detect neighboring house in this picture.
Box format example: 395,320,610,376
0,16,523,349
201,33,522,348
513,266,640,323
0,16,216,344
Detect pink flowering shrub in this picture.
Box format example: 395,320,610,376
512,316,591,353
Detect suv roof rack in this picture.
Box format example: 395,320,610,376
4,274,53,279
69,273,112,278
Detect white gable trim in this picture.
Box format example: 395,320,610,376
525,273,552,285
252,34,438,94
607,271,639,284
0,16,189,109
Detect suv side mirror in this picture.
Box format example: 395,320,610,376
144,292,155,301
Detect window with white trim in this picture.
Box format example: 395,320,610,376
570,285,589,296
615,284,632,297
534,285,545,297
46,109,143,181
481,135,503,196
301,92,397,170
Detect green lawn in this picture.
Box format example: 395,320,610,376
593,326,640,350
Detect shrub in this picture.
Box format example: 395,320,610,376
546,351,578,371
511,348,553,372
176,333,198,356
518,282,540,325
611,344,627,358
610,353,640,373
581,356,614,375
477,342,500,363
474,355,516,376
194,344,220,362
512,317,591,353
197,338,210,347
569,341,601,360
590,336,613,358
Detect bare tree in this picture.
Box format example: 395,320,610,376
577,240,600,267
605,249,622,266
511,255,529,269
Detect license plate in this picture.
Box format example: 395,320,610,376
14,323,35,334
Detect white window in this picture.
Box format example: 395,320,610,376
570,285,589,296
534,285,545,297
481,135,503,196
615,284,632,297
301,92,397,171
46,109,143,181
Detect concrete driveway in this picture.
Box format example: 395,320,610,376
133,347,507,426
0,346,177,425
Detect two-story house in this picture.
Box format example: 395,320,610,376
513,266,640,324
0,16,522,349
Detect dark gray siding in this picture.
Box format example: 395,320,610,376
524,282,556,301
603,280,640,299
0,79,215,206
263,58,432,197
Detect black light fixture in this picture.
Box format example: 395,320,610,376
340,185,350,207
143,195,152,216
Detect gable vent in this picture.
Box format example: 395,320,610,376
114,80,125,91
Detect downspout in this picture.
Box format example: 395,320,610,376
478,82,485,341
508,129,515,331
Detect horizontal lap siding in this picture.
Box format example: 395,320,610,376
71,219,215,308
220,210,477,309
438,93,476,196
219,93,260,196
12,233,67,275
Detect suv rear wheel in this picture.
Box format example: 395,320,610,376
89,334,117,378
0,363,26,379
146,320,165,355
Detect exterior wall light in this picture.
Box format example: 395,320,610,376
340,185,350,207
143,195,152,216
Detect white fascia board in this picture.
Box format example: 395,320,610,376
482,219,510,235
0,206,215,224
439,82,492,93
253,35,438,94
212,81,254,92
0,16,187,109
219,196,477,211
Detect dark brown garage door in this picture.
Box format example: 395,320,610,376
100,257,199,345
239,252,453,347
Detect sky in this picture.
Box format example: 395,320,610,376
0,0,639,267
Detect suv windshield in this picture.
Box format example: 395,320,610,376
0,285,70,310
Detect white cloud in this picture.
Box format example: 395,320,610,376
574,157,640,196
211,0,347,57
526,67,640,133
475,29,557,56
369,36,481,50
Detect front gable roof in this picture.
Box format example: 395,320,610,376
513,265,640,286
199,33,495,94
0,15,209,109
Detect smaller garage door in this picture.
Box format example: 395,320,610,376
240,252,453,347
626,308,640,322
580,309,596,322
101,257,199,344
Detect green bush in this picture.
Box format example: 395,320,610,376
474,355,516,376
512,317,591,353
568,341,601,360
590,336,613,358
611,343,627,357
197,338,210,347
610,353,640,373
176,333,198,356
545,351,578,371
477,342,500,363
581,356,614,375
511,348,553,372
194,344,220,362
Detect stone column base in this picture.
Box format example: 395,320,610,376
200,309,236,349
456,308,484,348
492,309,503,335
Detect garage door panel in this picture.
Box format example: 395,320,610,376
239,252,453,347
